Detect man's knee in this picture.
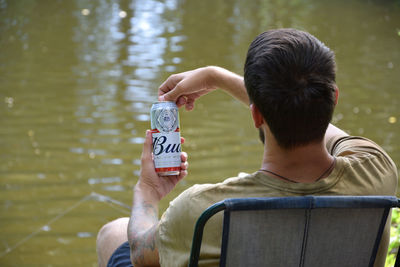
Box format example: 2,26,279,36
97,217,129,242
97,217,130,267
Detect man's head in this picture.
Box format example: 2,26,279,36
244,29,337,149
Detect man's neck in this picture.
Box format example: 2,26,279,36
260,140,334,183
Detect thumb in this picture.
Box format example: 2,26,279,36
141,130,153,164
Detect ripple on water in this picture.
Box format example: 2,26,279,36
129,137,145,144
88,177,121,185
101,158,123,165
135,114,150,121
97,129,120,135
103,185,126,192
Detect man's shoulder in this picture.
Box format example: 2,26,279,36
331,136,396,168
331,136,387,155
332,136,398,195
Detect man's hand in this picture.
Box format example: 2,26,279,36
137,130,188,201
158,67,217,111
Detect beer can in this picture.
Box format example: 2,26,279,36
150,101,181,176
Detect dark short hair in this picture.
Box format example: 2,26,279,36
244,29,337,149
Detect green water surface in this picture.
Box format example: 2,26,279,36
1,0,399,265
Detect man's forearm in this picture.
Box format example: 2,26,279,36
127,130,187,266
128,184,160,267
209,66,250,106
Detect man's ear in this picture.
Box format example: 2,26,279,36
250,104,264,128
334,86,339,105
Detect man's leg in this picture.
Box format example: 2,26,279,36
96,217,130,267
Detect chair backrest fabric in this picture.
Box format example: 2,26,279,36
188,196,400,267
222,207,384,267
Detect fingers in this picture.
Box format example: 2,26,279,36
181,151,188,162
178,164,188,180
178,169,187,180
181,161,188,171
158,152,188,182
158,74,180,95
185,98,195,111
179,151,188,177
160,83,185,103
158,74,184,102
176,96,187,107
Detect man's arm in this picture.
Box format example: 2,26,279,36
159,66,249,109
128,130,188,267
128,184,160,267
210,66,249,105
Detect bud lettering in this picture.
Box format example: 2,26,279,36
152,135,181,156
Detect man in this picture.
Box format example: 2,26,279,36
96,29,398,267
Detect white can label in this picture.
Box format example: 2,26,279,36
151,129,181,172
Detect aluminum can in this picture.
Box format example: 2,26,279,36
150,101,181,175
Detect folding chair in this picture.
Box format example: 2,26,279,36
188,196,400,267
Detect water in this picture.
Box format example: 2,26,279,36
1,0,399,265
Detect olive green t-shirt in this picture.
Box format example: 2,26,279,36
156,136,398,267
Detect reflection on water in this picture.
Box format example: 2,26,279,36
1,0,399,265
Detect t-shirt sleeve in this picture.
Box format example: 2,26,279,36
329,135,398,193
329,135,395,163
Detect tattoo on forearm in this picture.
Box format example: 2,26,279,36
128,200,159,265
134,202,158,219
130,224,157,263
